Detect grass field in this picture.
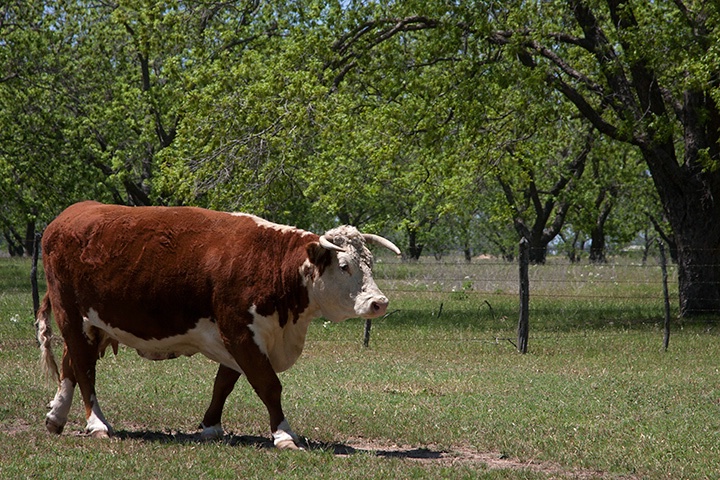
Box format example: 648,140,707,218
1,255,719,479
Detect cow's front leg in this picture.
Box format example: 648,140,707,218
200,364,241,440
229,336,302,450
248,363,301,450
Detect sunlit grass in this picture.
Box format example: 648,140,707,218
1,256,718,478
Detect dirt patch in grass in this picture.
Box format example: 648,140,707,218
0,418,32,436
325,437,633,479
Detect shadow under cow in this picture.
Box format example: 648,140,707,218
113,429,445,461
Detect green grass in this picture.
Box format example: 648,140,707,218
1,256,719,478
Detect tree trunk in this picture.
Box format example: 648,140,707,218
675,244,720,315
589,224,606,263
644,146,720,316
3,232,23,256
24,220,36,257
673,226,720,316
527,235,547,264
406,228,423,260
589,191,613,263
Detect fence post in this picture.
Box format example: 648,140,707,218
363,319,372,348
518,237,530,354
31,232,41,317
658,240,671,351
31,232,41,344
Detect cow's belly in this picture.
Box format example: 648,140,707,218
83,308,242,372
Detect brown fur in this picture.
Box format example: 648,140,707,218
41,201,321,339
39,201,330,441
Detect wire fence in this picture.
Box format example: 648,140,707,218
22,238,704,353
374,255,677,301
367,246,682,351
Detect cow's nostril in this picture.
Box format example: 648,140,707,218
371,299,389,313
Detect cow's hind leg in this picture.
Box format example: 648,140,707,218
45,344,75,434
55,305,113,437
200,364,241,440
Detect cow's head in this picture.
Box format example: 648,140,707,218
306,226,400,322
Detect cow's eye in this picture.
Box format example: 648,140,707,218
339,263,350,273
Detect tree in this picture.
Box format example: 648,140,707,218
487,1,720,315
567,137,649,263
155,1,334,226
0,1,115,254
488,80,595,264
329,0,720,315
1,0,201,245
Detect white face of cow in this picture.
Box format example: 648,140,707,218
307,226,397,323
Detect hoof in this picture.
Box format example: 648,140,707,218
45,418,64,435
200,424,225,441
272,419,303,450
90,429,111,439
275,438,303,450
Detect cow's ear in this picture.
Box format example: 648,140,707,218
306,241,328,264
306,242,332,270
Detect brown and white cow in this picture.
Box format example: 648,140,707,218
36,201,399,449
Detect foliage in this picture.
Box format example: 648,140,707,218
155,1,334,226
2,0,717,289
484,0,720,314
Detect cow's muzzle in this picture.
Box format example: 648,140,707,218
368,297,389,317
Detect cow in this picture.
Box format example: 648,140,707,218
36,201,400,449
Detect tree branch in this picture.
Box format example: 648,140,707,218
327,16,438,90
549,74,627,143
570,0,640,118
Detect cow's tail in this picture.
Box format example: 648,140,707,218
36,293,60,385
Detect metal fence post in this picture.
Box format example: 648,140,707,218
658,240,671,351
363,319,372,348
518,237,530,354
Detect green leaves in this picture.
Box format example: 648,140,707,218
3,0,713,265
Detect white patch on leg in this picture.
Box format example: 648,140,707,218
46,378,74,433
272,419,302,450
200,422,225,440
85,394,113,437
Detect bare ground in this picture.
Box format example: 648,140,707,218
322,437,631,479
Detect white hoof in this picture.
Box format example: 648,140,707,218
272,419,303,450
90,429,111,439
275,438,302,450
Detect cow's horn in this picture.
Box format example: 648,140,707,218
363,234,401,255
319,235,346,252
